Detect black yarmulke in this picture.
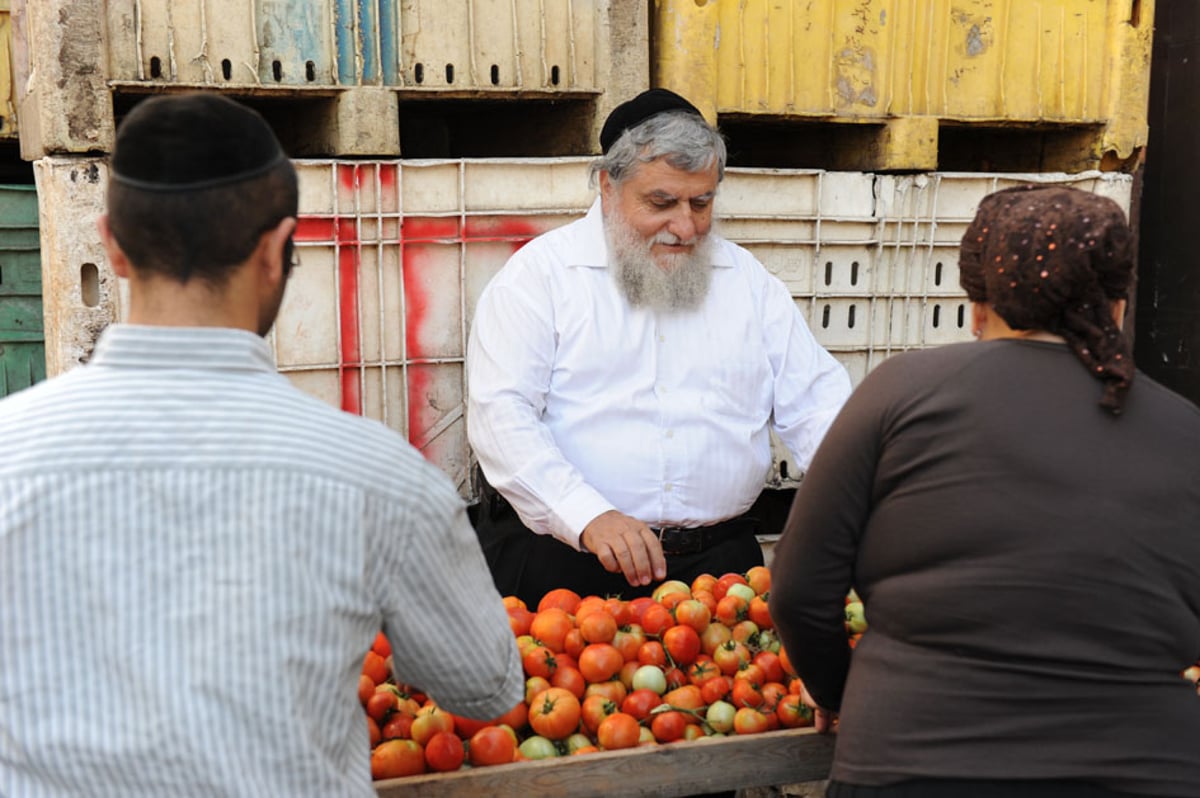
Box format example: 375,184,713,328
111,93,284,191
599,88,704,153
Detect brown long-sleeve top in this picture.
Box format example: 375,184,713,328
770,340,1200,797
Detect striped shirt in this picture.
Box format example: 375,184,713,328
0,325,524,797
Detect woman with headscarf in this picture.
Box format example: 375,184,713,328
769,185,1200,798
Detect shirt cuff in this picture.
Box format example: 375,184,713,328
552,487,616,550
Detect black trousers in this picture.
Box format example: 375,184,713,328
472,487,764,607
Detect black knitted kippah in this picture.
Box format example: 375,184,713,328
599,88,704,153
111,92,285,192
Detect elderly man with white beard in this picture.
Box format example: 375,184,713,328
467,89,851,607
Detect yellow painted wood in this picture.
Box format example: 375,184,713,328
656,0,1153,161
652,0,720,123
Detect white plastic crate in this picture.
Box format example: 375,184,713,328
33,156,1134,496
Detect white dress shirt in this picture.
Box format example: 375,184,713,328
468,199,852,549
0,325,523,798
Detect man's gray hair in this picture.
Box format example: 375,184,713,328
589,111,727,188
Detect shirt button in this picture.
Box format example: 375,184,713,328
664,483,673,492
658,335,666,343
665,429,674,439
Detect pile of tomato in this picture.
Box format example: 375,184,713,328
359,567,839,779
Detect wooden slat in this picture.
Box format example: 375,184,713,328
375,727,834,798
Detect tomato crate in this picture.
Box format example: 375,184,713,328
373,727,833,797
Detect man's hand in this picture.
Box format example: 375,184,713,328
579,510,668,588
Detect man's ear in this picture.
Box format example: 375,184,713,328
598,171,613,215
259,216,297,285
97,215,133,279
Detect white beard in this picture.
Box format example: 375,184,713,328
604,208,715,312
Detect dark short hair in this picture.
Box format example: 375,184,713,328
107,92,298,284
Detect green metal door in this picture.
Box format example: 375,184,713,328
0,185,44,397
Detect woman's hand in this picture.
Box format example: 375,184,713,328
800,684,839,734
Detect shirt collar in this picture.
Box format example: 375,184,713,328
573,198,735,269
89,324,277,373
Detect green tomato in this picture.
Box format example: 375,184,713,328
631,664,667,695
518,735,560,760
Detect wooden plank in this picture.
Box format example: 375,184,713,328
374,727,834,798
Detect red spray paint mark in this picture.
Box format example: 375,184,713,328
403,217,542,454
337,216,361,415
295,217,337,242
404,217,460,240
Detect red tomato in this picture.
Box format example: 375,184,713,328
688,657,719,686
674,599,712,634
650,710,689,743
713,640,751,676
620,687,664,721
636,640,668,668
730,619,760,645
732,706,770,735
612,625,647,661
469,726,517,767
779,646,798,680
607,597,634,626
527,687,582,741
423,730,466,772
662,624,702,666
731,677,764,709
640,603,675,637
579,611,618,644
700,622,732,656
776,693,814,728
753,651,785,684
691,573,718,595
522,643,559,680
358,674,376,705
745,565,771,596
584,679,628,705
362,651,389,685
713,572,749,602
562,628,587,659
760,681,789,713
380,713,414,741
367,716,381,747
596,712,641,750
578,643,625,684
372,632,392,659
581,694,619,734
524,675,552,704
627,596,656,624
692,590,718,617
503,595,527,611
662,684,704,711
366,690,397,722
663,666,688,691
574,595,609,622
508,606,535,637
537,587,582,614
700,675,732,705
715,594,750,627
530,608,574,653
371,738,425,779
551,666,588,700
410,705,454,746
748,595,773,630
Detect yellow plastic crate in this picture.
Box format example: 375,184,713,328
653,0,1153,169
0,1,16,139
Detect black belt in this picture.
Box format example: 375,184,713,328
652,515,759,556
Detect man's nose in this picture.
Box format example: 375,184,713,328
666,207,702,243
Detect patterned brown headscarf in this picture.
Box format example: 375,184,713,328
959,185,1136,415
